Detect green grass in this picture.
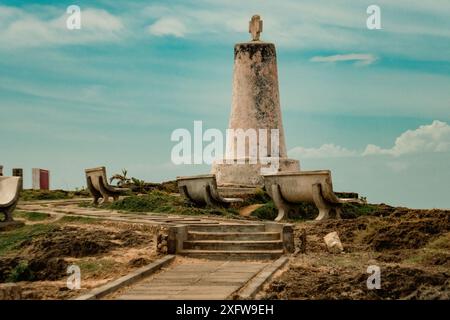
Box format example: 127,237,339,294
88,190,239,217
14,211,50,221
251,201,318,221
239,188,272,206
251,201,278,220
341,203,380,218
20,189,90,201
6,260,33,282
79,188,385,222
57,216,96,224
402,233,450,270
0,224,57,256
77,258,119,276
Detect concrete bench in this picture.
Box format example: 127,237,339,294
85,167,130,205
0,177,22,222
263,170,359,221
177,174,243,207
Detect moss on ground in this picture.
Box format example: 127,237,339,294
0,224,57,256
93,190,240,218
77,258,120,277
57,216,96,224
20,189,90,201
78,186,385,222
14,211,50,221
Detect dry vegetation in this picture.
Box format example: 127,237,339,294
0,212,159,299
259,206,450,300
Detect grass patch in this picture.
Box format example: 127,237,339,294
426,233,450,250
341,203,380,218
20,189,90,201
239,188,272,206
57,216,96,224
77,258,119,277
6,260,33,282
402,233,450,270
0,224,57,256
14,211,50,221
251,201,318,221
251,201,278,220
88,190,239,217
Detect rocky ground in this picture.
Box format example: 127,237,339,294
0,213,158,299
259,205,450,300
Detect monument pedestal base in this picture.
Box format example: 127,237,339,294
211,158,300,187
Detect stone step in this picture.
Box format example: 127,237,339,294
179,250,284,260
187,224,266,233
187,231,280,241
183,240,283,251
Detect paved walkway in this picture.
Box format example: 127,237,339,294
18,199,276,300
113,259,269,300
17,199,250,226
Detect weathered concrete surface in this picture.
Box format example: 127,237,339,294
263,170,346,221
85,167,130,205
212,37,299,186
236,256,288,299
75,255,175,300
114,259,269,300
0,176,22,222
324,231,344,254
17,199,249,227
177,174,243,207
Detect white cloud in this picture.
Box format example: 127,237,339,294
363,120,450,157
139,0,450,61
310,53,378,66
289,121,450,160
0,6,124,49
288,143,358,159
148,17,187,37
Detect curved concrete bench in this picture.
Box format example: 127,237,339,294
85,167,130,205
177,174,243,207
0,177,22,222
263,170,349,221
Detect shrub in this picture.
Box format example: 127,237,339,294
7,261,34,282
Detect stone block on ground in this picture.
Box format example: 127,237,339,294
323,231,344,253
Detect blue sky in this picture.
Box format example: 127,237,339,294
0,0,449,208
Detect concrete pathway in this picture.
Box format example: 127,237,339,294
113,259,269,300
17,199,251,227
19,199,279,300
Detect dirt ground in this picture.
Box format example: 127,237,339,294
0,216,159,299
259,205,450,300
2,203,449,300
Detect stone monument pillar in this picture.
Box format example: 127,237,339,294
211,15,299,187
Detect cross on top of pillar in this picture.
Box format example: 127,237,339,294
249,15,263,41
